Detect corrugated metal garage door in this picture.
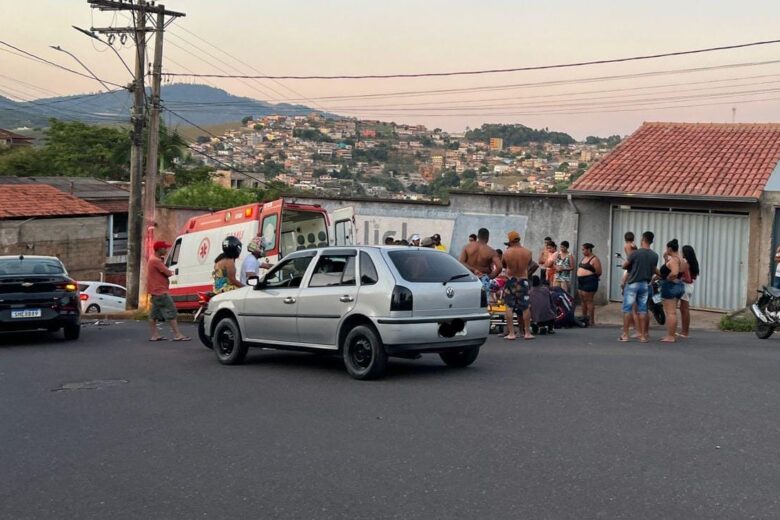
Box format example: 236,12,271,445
610,207,749,311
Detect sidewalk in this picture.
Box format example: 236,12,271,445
594,302,723,331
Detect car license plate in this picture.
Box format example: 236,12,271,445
652,294,662,304
11,309,42,319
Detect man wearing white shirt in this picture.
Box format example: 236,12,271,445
240,236,273,285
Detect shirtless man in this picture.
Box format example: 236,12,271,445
502,231,534,340
459,227,501,298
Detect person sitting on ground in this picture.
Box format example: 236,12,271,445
529,275,556,335
213,236,244,294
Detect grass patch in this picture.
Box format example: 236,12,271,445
719,312,755,332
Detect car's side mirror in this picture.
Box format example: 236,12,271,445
248,276,264,289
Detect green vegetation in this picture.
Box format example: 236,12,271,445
0,119,185,181
585,135,622,147
465,123,575,146
293,128,330,142
163,181,289,209
719,312,755,332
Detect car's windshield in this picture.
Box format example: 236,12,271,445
387,250,474,283
0,258,65,276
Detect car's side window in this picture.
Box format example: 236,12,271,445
360,252,379,286
97,285,112,295
113,287,127,298
168,239,182,267
264,256,313,289
309,255,356,287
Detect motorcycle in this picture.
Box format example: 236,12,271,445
615,253,665,325
750,286,780,339
194,291,215,349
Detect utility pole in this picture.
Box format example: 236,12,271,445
88,0,184,310
137,6,172,308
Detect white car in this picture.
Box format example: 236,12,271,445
77,282,127,314
202,246,490,379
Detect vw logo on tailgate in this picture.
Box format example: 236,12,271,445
446,287,455,298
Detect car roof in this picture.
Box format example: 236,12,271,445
0,255,63,261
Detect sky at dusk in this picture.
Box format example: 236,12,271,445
3,0,780,138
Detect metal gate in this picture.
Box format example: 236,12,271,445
610,207,749,311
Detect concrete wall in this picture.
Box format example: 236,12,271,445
293,192,612,304
156,206,208,245
0,216,107,280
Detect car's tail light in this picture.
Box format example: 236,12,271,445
390,286,413,311
80,293,89,301
480,289,488,308
197,292,213,304
58,282,78,292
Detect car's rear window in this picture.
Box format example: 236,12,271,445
0,258,65,276
387,250,474,283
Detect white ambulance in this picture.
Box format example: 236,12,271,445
165,199,353,310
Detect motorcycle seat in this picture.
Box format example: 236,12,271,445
767,287,780,298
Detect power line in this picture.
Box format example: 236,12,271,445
162,38,780,80
0,40,126,88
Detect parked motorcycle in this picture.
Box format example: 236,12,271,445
194,291,215,349
750,286,780,339
615,253,665,325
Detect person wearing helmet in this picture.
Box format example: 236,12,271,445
240,235,274,285
213,236,244,293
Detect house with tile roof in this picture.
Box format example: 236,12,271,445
0,129,34,147
569,122,780,311
0,184,109,280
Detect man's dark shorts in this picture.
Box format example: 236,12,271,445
150,294,177,322
504,277,530,312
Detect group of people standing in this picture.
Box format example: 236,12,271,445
620,231,700,343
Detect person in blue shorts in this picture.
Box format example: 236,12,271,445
620,231,659,343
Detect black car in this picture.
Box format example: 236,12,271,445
0,255,81,340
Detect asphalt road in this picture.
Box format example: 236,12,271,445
1,321,780,519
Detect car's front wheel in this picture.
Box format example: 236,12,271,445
63,323,81,341
342,325,387,380
439,346,480,368
213,317,247,365
86,304,100,314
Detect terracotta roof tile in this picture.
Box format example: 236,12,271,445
570,122,780,199
0,185,108,219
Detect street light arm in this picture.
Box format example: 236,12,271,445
50,45,112,92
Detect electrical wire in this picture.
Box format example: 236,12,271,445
162,38,780,80
0,40,125,88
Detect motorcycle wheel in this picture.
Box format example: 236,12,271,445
755,302,775,339
652,303,666,326
198,319,213,349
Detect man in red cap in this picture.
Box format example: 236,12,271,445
147,240,189,341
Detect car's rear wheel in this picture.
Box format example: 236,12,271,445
86,304,100,314
213,317,247,365
63,323,81,341
439,346,480,368
197,319,213,349
342,325,387,380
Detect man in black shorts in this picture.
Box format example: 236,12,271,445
502,231,534,340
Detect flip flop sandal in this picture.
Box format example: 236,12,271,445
618,336,630,342
149,337,167,342
172,337,192,342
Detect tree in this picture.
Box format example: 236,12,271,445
164,182,258,208
253,124,262,131
462,169,477,181
465,123,575,146
557,162,570,172
241,116,253,125
171,164,214,188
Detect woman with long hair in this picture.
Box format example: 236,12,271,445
659,239,687,343
576,243,602,325
678,245,700,338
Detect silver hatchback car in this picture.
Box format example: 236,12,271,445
201,246,490,379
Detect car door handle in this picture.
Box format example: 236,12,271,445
283,297,296,304
339,295,354,303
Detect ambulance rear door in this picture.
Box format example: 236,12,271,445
332,207,355,246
